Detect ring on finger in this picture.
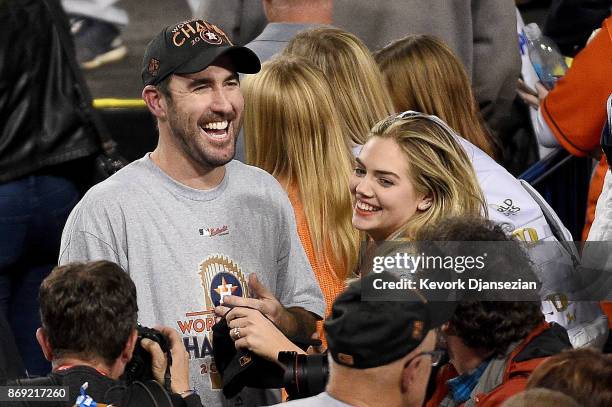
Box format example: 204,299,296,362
233,327,241,340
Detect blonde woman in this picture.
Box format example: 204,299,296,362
375,35,500,160
352,112,485,244
222,112,487,361
242,55,359,342
284,27,393,149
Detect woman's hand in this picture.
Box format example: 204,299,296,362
223,306,305,364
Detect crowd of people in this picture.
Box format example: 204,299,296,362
1,0,611,406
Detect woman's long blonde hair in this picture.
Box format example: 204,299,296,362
370,113,486,240
243,55,359,277
284,27,393,146
375,35,499,160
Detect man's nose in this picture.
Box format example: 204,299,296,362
210,88,233,114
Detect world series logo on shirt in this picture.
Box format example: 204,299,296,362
199,254,250,309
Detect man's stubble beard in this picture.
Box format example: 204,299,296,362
166,100,238,170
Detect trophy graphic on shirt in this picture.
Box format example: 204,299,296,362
199,254,250,389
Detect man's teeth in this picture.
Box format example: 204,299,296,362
203,120,228,130
356,201,380,212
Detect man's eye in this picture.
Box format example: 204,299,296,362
193,85,209,92
226,80,240,87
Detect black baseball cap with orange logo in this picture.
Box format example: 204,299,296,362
324,271,456,369
141,19,261,86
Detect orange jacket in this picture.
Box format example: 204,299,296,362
426,322,570,407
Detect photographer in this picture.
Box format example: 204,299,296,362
12,261,202,406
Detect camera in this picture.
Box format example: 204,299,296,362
278,351,329,400
123,325,172,386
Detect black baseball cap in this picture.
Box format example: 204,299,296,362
142,19,261,86
324,271,456,369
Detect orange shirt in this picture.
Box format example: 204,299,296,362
541,16,612,157
285,185,346,346
541,17,612,241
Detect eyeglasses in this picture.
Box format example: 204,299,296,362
407,350,446,367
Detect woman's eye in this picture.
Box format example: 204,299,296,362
379,178,393,187
354,167,366,176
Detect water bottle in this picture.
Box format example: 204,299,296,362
523,23,568,90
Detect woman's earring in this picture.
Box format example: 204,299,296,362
418,201,432,211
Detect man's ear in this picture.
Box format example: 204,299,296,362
142,85,168,119
36,328,53,362
122,329,139,363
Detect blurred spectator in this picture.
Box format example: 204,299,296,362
375,34,500,160
0,313,25,383
517,16,612,241
196,0,266,45
243,55,359,342
543,0,611,57
527,348,612,407
284,27,394,150
587,94,612,332
246,0,331,62
500,388,580,407
333,0,520,150
518,17,612,341
63,0,203,69
420,217,571,407
62,0,128,69
233,0,332,161
0,0,101,376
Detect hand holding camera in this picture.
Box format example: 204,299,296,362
124,325,192,396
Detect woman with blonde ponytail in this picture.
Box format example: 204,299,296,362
242,55,359,342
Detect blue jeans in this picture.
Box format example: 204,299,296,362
0,175,80,376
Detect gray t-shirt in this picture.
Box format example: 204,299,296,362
271,392,354,406
59,155,325,407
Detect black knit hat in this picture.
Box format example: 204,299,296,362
324,271,455,369
142,19,260,86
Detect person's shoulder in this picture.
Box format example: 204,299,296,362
69,159,153,221
81,157,152,203
227,160,285,192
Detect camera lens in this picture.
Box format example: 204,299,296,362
281,352,329,400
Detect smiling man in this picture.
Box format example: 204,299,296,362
59,19,325,407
